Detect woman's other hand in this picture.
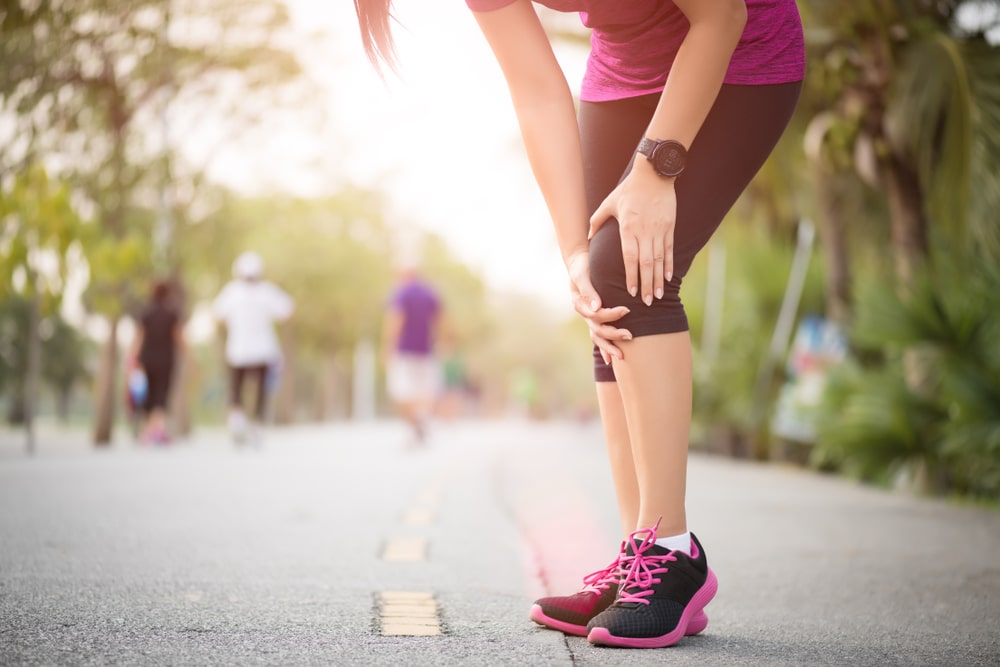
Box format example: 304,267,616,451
589,164,677,307
566,250,632,365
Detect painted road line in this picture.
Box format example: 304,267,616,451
400,508,435,526
378,591,442,636
381,537,428,562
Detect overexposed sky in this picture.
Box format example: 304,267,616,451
196,1,589,313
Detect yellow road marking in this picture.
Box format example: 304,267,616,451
381,537,428,562
401,508,435,526
378,591,442,636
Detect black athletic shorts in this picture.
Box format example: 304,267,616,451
583,82,802,382
143,364,174,412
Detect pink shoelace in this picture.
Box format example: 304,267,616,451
579,543,626,595
617,520,678,606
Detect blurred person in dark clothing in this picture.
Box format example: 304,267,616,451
128,280,185,444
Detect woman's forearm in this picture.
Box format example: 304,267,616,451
513,93,591,266
642,2,747,161
473,2,590,268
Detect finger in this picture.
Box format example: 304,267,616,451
574,293,606,318
573,293,593,317
665,233,675,284
621,235,639,299
589,306,630,324
638,239,655,306
591,323,633,341
574,274,603,314
652,234,665,300
589,201,612,240
591,331,623,363
599,347,611,366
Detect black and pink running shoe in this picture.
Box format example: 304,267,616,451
586,522,717,648
530,540,709,637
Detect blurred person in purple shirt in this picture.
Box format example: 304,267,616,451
382,258,441,446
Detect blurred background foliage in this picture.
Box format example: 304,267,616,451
1,0,999,500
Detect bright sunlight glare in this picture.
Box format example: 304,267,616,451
193,1,590,313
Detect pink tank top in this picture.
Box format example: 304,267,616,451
465,0,805,102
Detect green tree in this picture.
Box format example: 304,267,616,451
0,296,90,426
801,0,1000,292
815,246,1000,498
1,0,307,444
799,2,1000,492
0,166,84,453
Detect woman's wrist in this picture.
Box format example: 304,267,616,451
631,155,678,186
562,243,590,269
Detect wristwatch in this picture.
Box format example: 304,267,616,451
636,138,688,178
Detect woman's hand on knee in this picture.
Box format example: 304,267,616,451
586,313,632,365
566,250,632,364
590,167,677,306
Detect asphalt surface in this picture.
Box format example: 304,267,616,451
1,419,998,666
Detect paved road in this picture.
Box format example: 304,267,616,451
1,420,998,666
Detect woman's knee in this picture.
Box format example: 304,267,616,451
589,219,631,309
589,220,690,337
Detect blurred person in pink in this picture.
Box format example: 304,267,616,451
212,251,294,443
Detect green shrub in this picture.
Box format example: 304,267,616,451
688,222,826,454
814,248,1000,499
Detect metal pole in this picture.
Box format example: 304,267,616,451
701,238,726,364
750,219,816,456
353,339,377,421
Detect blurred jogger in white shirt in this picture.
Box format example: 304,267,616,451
212,251,294,443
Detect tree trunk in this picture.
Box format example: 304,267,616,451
884,153,935,463
814,167,853,325
312,355,340,421
884,155,929,293
169,352,193,438
273,324,296,424
56,387,71,422
167,277,191,437
24,294,41,455
6,386,26,425
92,316,120,446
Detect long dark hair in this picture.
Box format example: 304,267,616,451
354,0,397,73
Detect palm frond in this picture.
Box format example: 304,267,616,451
889,32,973,235
964,37,1000,261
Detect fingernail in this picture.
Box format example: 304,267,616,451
666,272,673,282
623,332,633,340
655,288,663,299
590,298,599,311
629,286,637,297
643,295,652,306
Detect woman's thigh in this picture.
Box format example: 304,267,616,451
582,82,802,378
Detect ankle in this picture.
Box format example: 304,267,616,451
654,531,692,556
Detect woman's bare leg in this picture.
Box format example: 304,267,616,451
611,331,692,535
595,382,639,538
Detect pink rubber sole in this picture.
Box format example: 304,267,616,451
530,604,709,638
586,568,719,648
